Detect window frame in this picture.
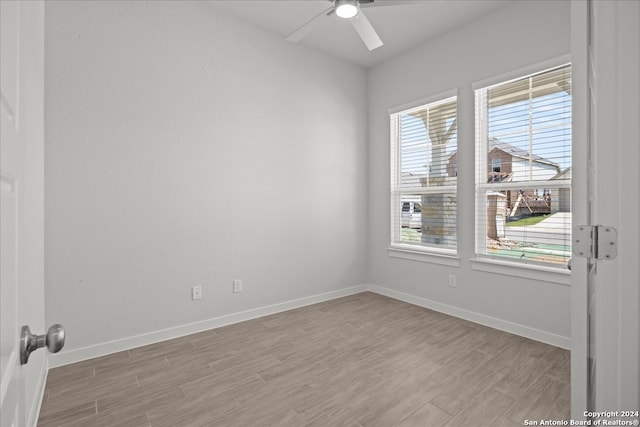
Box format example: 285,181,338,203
492,158,501,173
388,89,460,266
472,58,572,280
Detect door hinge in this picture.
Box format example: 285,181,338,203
572,225,617,260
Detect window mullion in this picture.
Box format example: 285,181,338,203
476,88,489,255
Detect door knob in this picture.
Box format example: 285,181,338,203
20,324,65,365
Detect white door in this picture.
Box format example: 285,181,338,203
571,0,640,419
1,1,46,426
588,0,640,413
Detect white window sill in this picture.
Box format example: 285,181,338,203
471,257,571,285
388,245,460,267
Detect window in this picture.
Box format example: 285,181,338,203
475,64,571,268
390,94,458,255
492,158,502,173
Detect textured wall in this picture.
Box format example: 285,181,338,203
45,1,369,352
368,1,572,341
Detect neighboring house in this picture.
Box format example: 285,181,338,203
447,137,561,180
448,138,563,216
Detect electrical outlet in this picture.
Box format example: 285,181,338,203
233,279,243,293
448,274,457,288
192,285,202,300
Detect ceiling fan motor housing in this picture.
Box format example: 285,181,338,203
335,0,359,19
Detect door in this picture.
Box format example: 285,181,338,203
587,0,640,413
571,0,640,419
1,1,46,426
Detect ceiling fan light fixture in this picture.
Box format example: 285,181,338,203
335,0,359,19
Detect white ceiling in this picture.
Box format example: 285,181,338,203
209,0,512,69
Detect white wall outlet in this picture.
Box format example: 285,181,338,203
448,274,457,288
233,279,243,293
192,285,202,300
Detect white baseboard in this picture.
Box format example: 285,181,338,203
49,282,570,368
366,284,571,350
48,285,367,368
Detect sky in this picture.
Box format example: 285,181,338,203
399,90,572,176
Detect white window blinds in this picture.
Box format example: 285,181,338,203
475,64,572,267
390,95,458,253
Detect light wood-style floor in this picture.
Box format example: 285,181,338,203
38,292,570,426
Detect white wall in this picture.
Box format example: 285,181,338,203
368,0,572,344
44,1,368,357
44,0,576,364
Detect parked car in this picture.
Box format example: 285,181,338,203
401,200,422,229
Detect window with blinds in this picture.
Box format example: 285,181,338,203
390,95,458,253
475,64,571,267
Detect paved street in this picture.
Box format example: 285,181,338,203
505,212,571,247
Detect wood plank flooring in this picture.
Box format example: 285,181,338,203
38,292,570,426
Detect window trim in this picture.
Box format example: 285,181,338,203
471,55,571,92
473,58,572,273
471,256,571,285
389,89,459,261
388,246,460,267
388,88,458,116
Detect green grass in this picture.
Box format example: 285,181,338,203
401,227,421,242
488,246,570,265
488,240,570,266
505,215,549,227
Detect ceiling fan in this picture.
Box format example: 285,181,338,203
286,0,417,51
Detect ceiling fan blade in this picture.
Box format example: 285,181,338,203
350,10,383,50
286,6,335,42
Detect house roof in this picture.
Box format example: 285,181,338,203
449,137,561,172
551,166,571,180
488,138,560,170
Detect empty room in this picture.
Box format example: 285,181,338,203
1,0,638,426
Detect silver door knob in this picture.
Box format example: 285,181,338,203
20,324,65,365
